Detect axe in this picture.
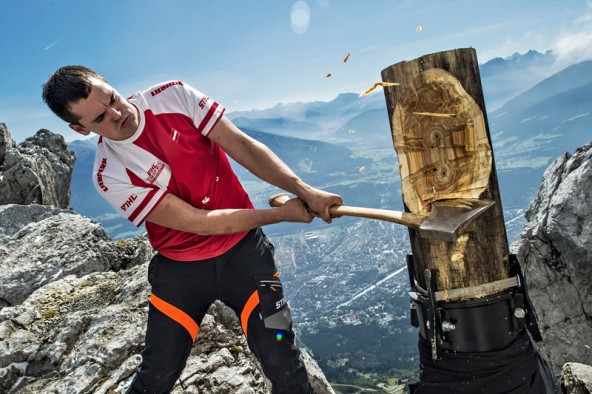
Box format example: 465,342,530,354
268,193,494,242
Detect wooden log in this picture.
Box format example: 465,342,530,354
381,48,509,296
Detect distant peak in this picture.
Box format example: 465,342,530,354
504,49,553,61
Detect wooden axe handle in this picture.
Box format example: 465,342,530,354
268,193,425,229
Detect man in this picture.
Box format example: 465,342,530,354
42,65,343,393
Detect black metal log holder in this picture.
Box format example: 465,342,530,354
406,254,542,360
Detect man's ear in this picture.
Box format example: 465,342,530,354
69,123,91,136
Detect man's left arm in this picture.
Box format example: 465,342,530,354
207,116,343,223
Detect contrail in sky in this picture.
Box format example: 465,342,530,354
44,35,67,51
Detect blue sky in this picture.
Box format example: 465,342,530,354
1,0,591,142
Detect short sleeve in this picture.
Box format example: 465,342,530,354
179,83,226,136
93,143,171,227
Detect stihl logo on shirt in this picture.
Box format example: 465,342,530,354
97,158,109,192
150,81,183,97
198,96,209,109
146,161,166,184
121,194,138,211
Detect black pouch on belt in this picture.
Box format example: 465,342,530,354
256,276,293,331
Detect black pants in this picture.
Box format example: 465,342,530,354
127,228,312,394
407,331,561,393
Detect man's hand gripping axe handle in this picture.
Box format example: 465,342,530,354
269,193,424,229
269,193,494,242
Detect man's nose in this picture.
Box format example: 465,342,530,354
109,107,122,121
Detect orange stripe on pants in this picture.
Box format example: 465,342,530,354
240,290,260,337
150,293,199,343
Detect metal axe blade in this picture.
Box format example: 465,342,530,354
268,194,495,242
418,199,496,242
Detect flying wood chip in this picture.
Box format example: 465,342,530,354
359,166,366,172
416,25,422,32
326,73,332,78
343,52,351,63
347,129,356,134
359,82,400,97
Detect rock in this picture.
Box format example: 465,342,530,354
0,122,15,166
0,204,65,238
516,142,592,375
0,267,149,393
300,347,335,393
0,128,75,209
0,204,152,310
562,362,592,393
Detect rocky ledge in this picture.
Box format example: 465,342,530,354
515,142,592,391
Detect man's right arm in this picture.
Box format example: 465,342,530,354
144,193,313,235
207,116,344,223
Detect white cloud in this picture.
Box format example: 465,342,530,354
553,32,592,64
552,6,592,67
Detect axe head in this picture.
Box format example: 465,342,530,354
418,199,495,242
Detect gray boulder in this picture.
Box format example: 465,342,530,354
0,204,152,310
516,142,592,374
0,128,75,208
0,122,15,166
0,203,65,238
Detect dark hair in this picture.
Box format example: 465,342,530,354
42,65,107,125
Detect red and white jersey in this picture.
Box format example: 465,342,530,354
92,80,254,261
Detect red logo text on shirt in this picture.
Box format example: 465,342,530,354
97,158,109,192
146,161,165,184
198,96,209,109
150,81,183,97
121,194,138,212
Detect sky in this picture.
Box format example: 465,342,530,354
1,0,591,143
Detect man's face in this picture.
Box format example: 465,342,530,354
68,78,139,141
